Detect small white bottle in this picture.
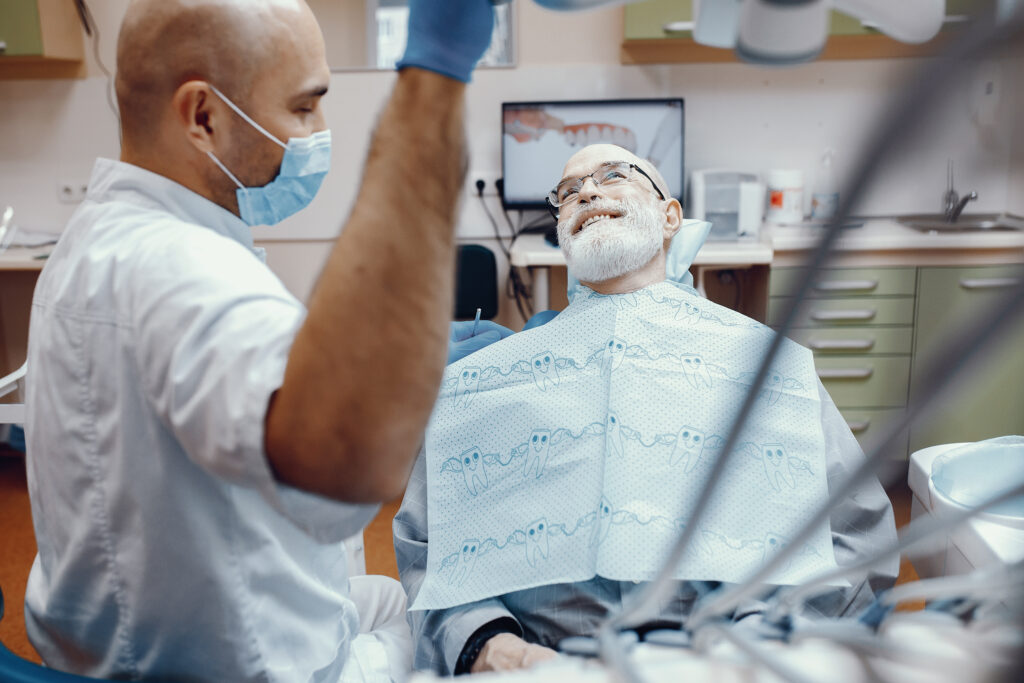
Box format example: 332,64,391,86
810,148,839,221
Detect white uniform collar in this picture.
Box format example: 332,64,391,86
87,158,263,260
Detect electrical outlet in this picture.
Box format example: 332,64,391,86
57,180,89,204
466,171,501,198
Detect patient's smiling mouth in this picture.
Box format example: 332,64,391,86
573,207,624,235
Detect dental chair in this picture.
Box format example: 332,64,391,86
0,362,26,427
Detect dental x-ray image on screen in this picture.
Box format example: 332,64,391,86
501,98,684,211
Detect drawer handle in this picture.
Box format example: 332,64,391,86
846,419,871,433
662,21,695,33
817,367,874,380
809,338,875,351
810,309,877,322
959,277,1021,290
814,279,879,292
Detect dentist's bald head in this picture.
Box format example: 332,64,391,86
116,0,321,146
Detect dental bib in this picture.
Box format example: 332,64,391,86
412,280,841,611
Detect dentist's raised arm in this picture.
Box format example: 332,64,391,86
265,0,496,503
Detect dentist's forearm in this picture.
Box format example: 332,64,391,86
266,68,464,502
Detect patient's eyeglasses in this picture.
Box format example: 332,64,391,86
546,160,665,219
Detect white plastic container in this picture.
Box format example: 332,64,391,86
765,169,804,224
810,148,839,220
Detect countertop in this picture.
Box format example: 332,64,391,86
767,218,1024,253
509,231,773,267
510,219,1024,270
0,246,51,271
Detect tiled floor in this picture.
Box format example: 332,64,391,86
0,451,919,664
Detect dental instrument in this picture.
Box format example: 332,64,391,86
0,206,13,251
767,481,1024,621
472,308,482,337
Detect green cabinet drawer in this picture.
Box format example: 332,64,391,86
910,265,1024,451
787,327,914,355
839,407,909,456
816,356,911,408
768,297,916,327
769,267,917,298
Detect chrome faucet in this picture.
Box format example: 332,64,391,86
948,191,978,222
943,160,977,222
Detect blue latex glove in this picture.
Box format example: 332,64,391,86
447,319,514,364
567,219,712,299
396,0,495,83
523,309,559,330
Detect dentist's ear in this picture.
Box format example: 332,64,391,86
662,197,683,242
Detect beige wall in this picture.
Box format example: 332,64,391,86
309,0,369,69
1009,41,1024,216
73,1,624,78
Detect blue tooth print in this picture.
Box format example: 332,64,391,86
763,372,784,405
739,371,806,406
786,455,814,477
449,539,480,586
602,337,627,376
675,299,701,324
522,429,552,479
530,351,559,392
669,426,704,472
674,521,714,558
611,292,638,309
454,366,481,408
524,518,550,567
606,412,625,458
761,532,790,568
761,443,796,491
459,446,488,496
680,354,713,389
590,497,613,547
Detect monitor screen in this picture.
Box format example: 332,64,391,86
501,98,684,212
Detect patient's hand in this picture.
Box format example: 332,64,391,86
470,633,559,673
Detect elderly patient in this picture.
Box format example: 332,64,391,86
394,143,898,675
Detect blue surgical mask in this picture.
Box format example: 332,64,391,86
206,85,331,226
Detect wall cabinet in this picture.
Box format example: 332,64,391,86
0,0,84,79
622,0,964,64
909,265,1024,452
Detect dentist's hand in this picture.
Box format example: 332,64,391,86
471,633,559,673
396,0,495,83
447,319,513,365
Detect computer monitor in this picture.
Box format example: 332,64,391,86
501,98,684,212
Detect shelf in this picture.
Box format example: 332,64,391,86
621,33,951,65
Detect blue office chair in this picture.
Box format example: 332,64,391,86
0,584,108,682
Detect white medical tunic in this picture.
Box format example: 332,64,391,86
24,158,380,681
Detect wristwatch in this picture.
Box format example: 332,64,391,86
455,617,522,675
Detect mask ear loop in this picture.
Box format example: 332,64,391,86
206,151,245,190
208,84,287,150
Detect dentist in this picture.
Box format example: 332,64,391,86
23,0,501,680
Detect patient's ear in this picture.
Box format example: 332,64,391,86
661,198,683,241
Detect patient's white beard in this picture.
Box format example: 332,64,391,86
557,197,664,284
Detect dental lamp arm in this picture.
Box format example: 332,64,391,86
834,0,946,44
